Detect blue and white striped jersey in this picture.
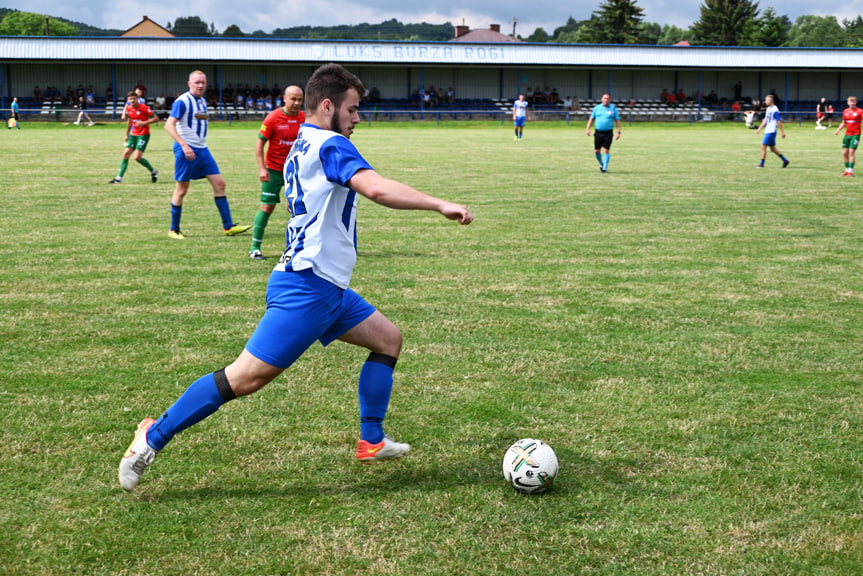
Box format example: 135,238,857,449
513,99,529,118
169,91,209,148
274,124,374,289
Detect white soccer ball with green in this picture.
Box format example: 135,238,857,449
502,438,558,494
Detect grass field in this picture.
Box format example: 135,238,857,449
1,119,862,575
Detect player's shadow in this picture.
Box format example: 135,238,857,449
137,442,660,506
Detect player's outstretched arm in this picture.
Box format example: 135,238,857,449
348,169,473,225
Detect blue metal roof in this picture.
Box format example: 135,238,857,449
2,36,861,69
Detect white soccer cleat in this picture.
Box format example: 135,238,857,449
355,435,411,462
119,418,159,491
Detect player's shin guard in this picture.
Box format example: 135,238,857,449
358,353,397,444
146,368,236,451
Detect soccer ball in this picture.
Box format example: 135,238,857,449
502,438,558,494
7,117,17,129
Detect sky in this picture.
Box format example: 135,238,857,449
3,0,863,38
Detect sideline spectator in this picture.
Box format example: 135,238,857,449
33,85,42,101
816,97,829,130
369,86,381,104
73,95,95,126
8,96,20,130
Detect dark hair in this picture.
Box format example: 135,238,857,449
304,63,365,112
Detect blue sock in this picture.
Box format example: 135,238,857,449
214,196,234,230
603,153,610,169
146,370,235,451
595,152,602,165
171,203,182,232
358,354,396,444
781,155,788,162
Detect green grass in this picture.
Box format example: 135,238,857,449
1,119,862,575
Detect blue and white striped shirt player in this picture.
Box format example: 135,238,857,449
170,90,209,148
274,123,373,290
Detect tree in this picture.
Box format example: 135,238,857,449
637,21,662,44
577,0,645,44
691,0,760,46
222,24,245,38
658,24,689,45
842,15,863,47
551,16,585,43
169,16,211,37
739,7,790,46
0,11,78,36
525,27,551,42
786,15,843,47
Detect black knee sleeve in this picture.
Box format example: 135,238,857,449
214,368,236,402
366,352,397,369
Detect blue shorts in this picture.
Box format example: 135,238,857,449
762,133,777,147
514,117,526,127
245,269,376,369
173,143,220,181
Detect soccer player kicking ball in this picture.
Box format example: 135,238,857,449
834,96,863,177
755,94,790,169
119,63,474,492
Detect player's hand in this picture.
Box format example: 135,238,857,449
585,130,591,136
781,133,786,139
440,202,473,225
259,169,270,183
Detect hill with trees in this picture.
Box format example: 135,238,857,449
2,3,863,47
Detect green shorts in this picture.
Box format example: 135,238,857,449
842,135,860,150
260,168,284,205
125,134,150,152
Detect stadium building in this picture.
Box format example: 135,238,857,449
2,23,862,122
